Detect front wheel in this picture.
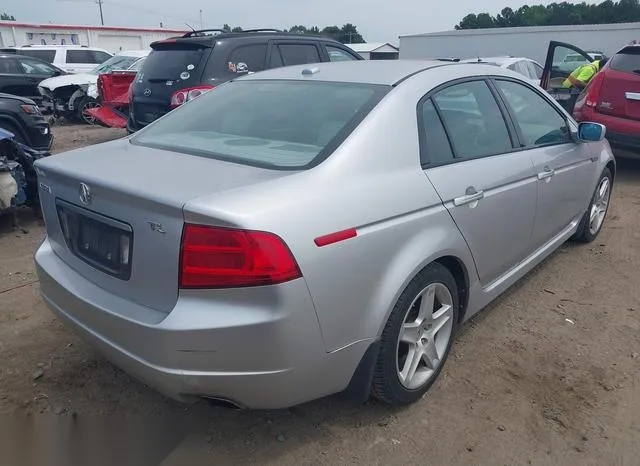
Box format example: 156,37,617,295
372,263,459,405
77,97,100,125
572,167,612,243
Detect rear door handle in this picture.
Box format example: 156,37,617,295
538,167,555,180
454,189,484,207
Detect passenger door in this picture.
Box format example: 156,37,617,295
419,79,539,286
540,41,593,111
0,57,35,100
267,42,322,69
15,56,61,105
493,78,595,246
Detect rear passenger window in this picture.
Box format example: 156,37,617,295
66,50,93,63
419,99,454,165
20,49,56,62
278,44,320,66
495,80,571,147
67,50,110,64
326,46,358,62
227,44,266,73
432,80,513,159
609,47,640,74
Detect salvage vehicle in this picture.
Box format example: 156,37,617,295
571,42,640,158
0,53,66,108
0,93,53,151
34,60,614,409
127,28,363,132
541,40,640,158
37,50,149,125
0,127,49,232
1,45,113,74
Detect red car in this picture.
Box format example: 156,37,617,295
541,41,640,157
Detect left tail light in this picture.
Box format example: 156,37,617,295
179,224,301,289
170,85,215,108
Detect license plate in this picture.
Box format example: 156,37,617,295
78,217,122,270
57,201,133,279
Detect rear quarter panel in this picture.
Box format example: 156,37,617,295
184,65,482,352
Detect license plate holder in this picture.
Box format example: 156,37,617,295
56,200,133,280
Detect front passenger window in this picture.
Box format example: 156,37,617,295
495,79,571,147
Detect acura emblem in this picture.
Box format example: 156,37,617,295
79,182,92,206
144,88,152,97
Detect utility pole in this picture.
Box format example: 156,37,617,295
96,0,104,26
199,10,203,29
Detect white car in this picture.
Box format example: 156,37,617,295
38,50,149,124
1,45,113,74
461,56,544,87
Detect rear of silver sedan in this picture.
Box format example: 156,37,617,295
34,76,390,408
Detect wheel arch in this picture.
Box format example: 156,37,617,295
0,116,27,143
434,255,470,323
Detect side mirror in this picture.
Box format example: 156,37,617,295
577,122,606,142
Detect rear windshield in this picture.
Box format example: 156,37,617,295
131,80,389,169
19,49,56,63
140,45,206,82
609,47,640,75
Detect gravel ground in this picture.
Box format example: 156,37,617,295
1,124,639,465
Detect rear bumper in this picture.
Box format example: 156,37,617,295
574,107,640,153
34,238,369,408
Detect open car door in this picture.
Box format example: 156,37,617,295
541,41,594,111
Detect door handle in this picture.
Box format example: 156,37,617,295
537,167,555,180
454,189,484,207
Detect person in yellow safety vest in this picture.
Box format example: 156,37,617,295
562,58,608,89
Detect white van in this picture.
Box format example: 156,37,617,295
1,45,113,73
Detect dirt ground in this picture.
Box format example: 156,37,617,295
1,124,639,465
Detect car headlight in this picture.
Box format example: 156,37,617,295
86,83,98,98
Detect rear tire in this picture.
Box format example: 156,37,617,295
372,263,459,405
572,167,612,243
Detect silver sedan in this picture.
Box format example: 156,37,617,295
34,60,614,408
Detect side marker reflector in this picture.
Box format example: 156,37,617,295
314,228,357,247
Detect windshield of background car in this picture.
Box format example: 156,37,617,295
91,55,142,75
131,80,389,169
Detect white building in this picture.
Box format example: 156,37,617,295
347,42,399,60
400,22,640,64
0,21,186,53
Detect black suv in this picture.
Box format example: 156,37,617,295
128,29,363,132
0,93,53,151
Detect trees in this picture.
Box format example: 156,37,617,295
1,12,16,21
455,0,640,29
219,24,365,43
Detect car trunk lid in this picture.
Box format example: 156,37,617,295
35,138,288,313
597,46,640,120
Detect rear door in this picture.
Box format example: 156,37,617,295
596,45,640,121
540,41,593,110
267,41,322,69
419,79,538,286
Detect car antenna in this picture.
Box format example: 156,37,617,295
185,23,196,33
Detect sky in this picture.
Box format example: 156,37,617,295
4,0,563,43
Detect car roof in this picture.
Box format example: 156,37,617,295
237,59,515,86
13,45,109,50
154,30,344,48
461,56,533,66
0,53,51,61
